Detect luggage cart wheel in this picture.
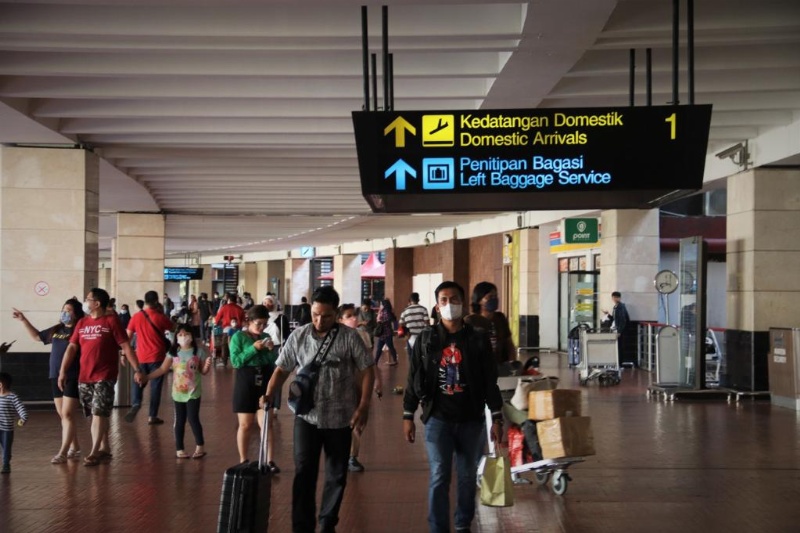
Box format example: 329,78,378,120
551,471,571,495
534,471,550,486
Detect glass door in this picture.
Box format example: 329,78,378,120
559,271,599,351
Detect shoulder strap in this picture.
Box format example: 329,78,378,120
142,310,170,348
306,324,338,366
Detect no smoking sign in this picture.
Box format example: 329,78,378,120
34,281,50,296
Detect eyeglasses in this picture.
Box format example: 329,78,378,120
251,321,268,328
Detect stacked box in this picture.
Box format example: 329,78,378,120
527,389,582,421
536,416,596,459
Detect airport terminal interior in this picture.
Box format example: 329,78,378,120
0,0,799,532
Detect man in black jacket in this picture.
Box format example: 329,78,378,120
603,291,630,364
403,281,503,533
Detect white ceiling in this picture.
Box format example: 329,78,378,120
1,0,798,260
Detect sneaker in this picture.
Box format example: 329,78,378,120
348,456,364,472
124,405,141,423
1,464,10,473
148,417,165,425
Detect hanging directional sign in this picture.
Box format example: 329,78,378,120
352,105,712,213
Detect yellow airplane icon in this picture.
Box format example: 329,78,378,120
422,115,454,147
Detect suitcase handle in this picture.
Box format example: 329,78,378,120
258,406,269,473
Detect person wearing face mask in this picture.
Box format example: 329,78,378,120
59,288,144,466
403,281,503,533
11,299,85,464
463,281,516,367
117,304,131,330
146,324,212,459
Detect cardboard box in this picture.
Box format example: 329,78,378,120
536,416,596,459
527,389,582,421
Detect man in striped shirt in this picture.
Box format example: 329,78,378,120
399,292,430,353
0,372,28,473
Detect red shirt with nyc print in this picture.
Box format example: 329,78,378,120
70,314,129,383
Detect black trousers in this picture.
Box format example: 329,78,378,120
174,398,204,450
292,417,352,533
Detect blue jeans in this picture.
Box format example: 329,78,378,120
423,417,486,533
131,361,165,418
0,430,13,466
374,336,398,364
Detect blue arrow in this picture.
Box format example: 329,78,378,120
384,159,417,191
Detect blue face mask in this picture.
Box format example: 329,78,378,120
60,311,72,325
484,297,499,312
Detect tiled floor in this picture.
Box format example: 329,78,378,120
2,349,799,533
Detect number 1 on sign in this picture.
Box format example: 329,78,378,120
665,113,676,140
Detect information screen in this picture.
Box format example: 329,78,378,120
164,267,203,281
352,105,712,213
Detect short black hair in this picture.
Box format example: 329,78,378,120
0,372,12,389
301,296,308,303
612,291,622,298
362,298,372,307
89,288,110,309
337,303,356,319
247,304,269,321
144,290,159,305
136,299,144,310
434,281,465,302
312,286,340,309
410,292,420,303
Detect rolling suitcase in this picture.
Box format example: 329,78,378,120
217,410,271,533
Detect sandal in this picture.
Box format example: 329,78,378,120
50,454,68,464
83,455,100,467
66,450,81,459
176,451,190,459
267,461,280,474
96,450,113,460
191,451,207,460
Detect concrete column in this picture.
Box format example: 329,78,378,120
518,228,540,348
334,254,362,306
726,168,800,391
114,213,165,313
0,146,99,354
241,262,257,296
190,266,212,298
285,258,309,307
385,248,413,308
599,209,659,322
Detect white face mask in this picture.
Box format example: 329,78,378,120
82,301,92,315
439,303,462,321
177,335,193,348
341,316,358,329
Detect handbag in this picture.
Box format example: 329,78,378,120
479,450,514,507
142,309,172,351
288,325,338,415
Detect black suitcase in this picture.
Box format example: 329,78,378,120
217,410,271,533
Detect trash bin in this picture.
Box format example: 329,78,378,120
114,359,132,408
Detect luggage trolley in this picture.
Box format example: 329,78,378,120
478,386,586,496
578,329,621,386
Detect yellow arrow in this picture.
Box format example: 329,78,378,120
383,116,416,148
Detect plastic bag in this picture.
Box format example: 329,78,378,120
479,453,514,507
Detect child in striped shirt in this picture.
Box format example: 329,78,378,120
0,372,28,473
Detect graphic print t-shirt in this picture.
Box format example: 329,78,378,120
430,332,471,422
70,315,128,383
40,325,78,379
170,347,209,402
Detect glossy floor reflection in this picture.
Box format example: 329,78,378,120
2,349,799,533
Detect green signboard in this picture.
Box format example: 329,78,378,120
352,105,712,213
564,218,599,244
